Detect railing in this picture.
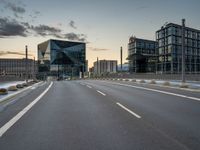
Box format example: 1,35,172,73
103,73,200,81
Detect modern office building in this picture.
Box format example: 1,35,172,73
156,23,200,74
127,36,158,73
38,39,86,78
0,58,37,78
93,60,117,75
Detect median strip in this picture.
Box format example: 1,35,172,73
97,90,106,96
0,82,53,137
116,102,141,119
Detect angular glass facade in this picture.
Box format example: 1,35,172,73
156,23,200,74
38,39,86,78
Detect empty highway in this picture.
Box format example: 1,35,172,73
0,80,200,150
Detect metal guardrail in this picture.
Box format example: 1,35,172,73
103,73,200,81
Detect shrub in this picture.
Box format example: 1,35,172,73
8,85,18,91
27,81,34,86
131,79,136,82
163,81,170,86
16,84,24,88
139,80,146,83
0,88,8,95
22,83,28,87
179,83,189,88
149,80,156,84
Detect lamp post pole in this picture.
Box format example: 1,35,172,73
120,47,123,72
25,45,28,83
33,57,35,80
181,19,186,83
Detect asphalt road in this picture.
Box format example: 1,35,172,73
0,80,200,150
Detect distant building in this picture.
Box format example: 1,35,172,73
117,63,129,72
0,58,37,78
85,60,88,72
93,60,117,74
38,39,86,78
156,23,200,74
127,36,158,73
89,67,94,73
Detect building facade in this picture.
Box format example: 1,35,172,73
38,39,86,78
93,60,117,75
156,23,200,74
0,58,36,78
128,36,158,73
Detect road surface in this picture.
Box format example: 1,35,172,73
0,80,200,150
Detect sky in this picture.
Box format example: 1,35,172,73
0,0,200,67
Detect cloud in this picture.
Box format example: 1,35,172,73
0,17,27,37
88,47,111,51
1,0,26,18
64,33,86,42
0,51,33,56
136,6,148,10
69,20,77,29
29,10,41,20
34,10,40,15
30,24,62,36
0,17,87,42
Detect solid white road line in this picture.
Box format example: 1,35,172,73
97,90,106,96
31,87,36,90
0,82,53,137
104,81,200,102
80,83,85,86
86,85,92,89
116,102,141,119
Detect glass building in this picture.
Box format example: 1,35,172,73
127,36,158,73
156,23,200,74
38,39,86,78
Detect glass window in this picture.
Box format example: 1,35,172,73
168,56,172,61
168,45,172,53
177,28,182,36
172,36,176,44
159,56,163,62
168,27,172,35
168,36,172,44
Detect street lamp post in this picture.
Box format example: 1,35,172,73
25,45,28,83
120,47,123,72
181,19,186,83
